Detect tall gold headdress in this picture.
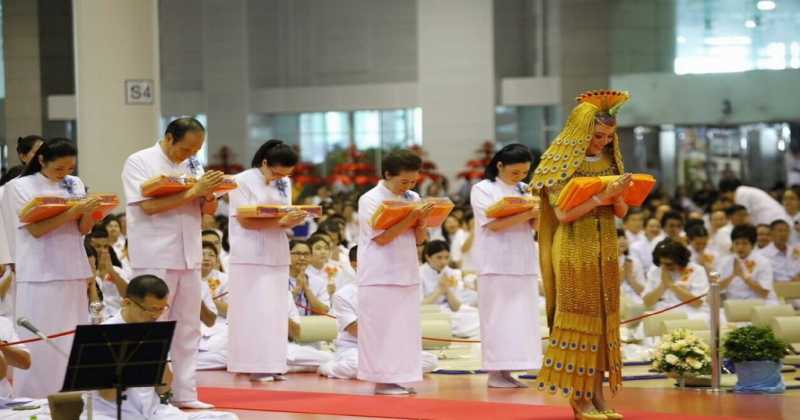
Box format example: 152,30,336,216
530,90,630,192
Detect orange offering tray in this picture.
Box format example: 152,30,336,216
555,173,656,211
19,193,119,224
370,198,454,230
486,196,536,218
141,175,238,197
237,204,322,218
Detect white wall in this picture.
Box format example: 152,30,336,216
246,0,417,88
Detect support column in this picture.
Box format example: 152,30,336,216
202,0,250,169
418,0,496,181
73,0,161,199
3,0,43,165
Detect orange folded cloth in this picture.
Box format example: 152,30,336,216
237,204,322,219
555,173,656,211
486,196,537,218
141,175,238,198
370,198,454,230
19,193,120,224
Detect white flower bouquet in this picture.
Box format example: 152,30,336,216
652,328,712,378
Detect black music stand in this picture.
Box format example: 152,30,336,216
61,321,176,420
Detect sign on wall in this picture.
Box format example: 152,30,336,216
125,80,154,105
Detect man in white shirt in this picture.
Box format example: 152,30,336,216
708,210,733,258
719,180,791,226
758,220,800,283
121,118,224,409
755,224,773,252
630,217,667,272
716,224,776,303
87,275,236,419
623,209,646,246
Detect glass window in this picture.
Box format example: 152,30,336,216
249,108,421,175
675,0,800,74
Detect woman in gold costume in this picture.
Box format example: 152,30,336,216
531,90,633,420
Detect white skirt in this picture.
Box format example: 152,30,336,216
227,264,288,373
14,279,88,398
477,274,542,370
357,284,422,383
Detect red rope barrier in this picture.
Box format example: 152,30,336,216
2,293,709,348
0,329,76,348
620,293,708,325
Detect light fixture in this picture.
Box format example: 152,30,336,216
744,19,757,28
757,1,776,11
703,36,752,46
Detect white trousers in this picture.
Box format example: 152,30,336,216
133,268,201,403
357,284,422,383
227,264,288,374
287,342,333,371
445,304,481,338
477,274,542,371
14,279,87,398
321,347,437,379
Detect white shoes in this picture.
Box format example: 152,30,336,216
374,383,416,395
174,400,215,409
249,373,288,382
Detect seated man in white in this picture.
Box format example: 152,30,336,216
629,217,666,273
85,275,237,420
686,224,719,275
320,247,437,379
197,244,229,370
286,291,334,373
419,240,480,338
643,239,710,320
716,224,777,304
290,239,330,316
617,229,645,306
760,220,800,309
759,220,800,283
88,225,131,320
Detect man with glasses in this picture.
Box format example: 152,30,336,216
87,274,237,419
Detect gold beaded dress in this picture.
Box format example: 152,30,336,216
530,90,630,401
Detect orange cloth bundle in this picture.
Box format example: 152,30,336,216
19,193,120,224
141,175,238,198
486,196,537,218
555,173,656,211
237,204,322,219
370,198,454,230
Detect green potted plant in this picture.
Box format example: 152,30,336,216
723,325,789,393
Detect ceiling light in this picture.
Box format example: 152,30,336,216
757,1,776,11
744,19,757,28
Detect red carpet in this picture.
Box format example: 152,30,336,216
198,387,745,420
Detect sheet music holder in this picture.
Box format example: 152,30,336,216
61,321,176,420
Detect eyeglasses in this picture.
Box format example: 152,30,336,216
129,298,169,315
291,252,311,257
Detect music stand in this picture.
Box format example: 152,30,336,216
61,321,176,420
